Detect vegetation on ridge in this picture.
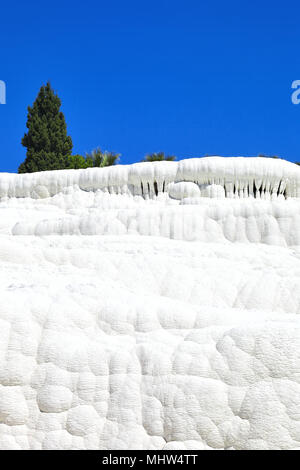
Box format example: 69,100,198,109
68,148,120,170
141,152,176,162
18,82,300,173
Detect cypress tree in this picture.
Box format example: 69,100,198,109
19,82,73,173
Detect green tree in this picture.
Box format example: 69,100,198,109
85,147,120,167
18,82,73,173
67,154,87,169
141,152,176,162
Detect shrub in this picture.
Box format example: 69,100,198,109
141,152,176,162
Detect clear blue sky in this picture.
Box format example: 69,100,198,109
1,0,300,172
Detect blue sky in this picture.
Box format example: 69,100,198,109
0,0,300,172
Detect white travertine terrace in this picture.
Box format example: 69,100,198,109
0,157,300,199
1,157,300,450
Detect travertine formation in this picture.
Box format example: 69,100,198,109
0,157,300,450
0,156,299,199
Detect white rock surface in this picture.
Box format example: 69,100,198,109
0,156,300,199
0,157,300,450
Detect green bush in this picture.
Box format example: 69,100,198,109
67,148,120,170
141,152,176,162
85,148,120,167
67,154,87,169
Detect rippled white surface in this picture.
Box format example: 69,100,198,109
1,159,300,450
